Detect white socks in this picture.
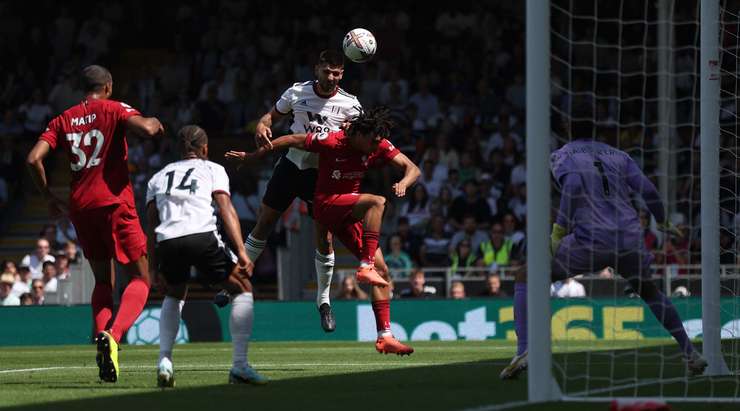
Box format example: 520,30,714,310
159,296,184,363
315,251,335,307
245,234,266,264
230,292,254,369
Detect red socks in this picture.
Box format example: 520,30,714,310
361,230,379,264
371,299,391,333
109,278,150,342
91,283,114,334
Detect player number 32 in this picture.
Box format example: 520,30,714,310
66,129,105,171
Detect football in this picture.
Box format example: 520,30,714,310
342,28,377,63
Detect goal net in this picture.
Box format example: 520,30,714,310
527,0,740,404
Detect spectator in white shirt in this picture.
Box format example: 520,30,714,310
18,89,53,135
0,273,20,306
21,238,56,280
551,278,587,298
41,261,58,293
11,266,32,298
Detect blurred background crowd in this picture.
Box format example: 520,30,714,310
0,0,738,305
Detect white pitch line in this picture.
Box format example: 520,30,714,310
0,361,506,375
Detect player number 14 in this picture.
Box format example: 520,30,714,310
66,129,104,171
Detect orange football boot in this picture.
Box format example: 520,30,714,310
375,334,414,356
356,265,389,287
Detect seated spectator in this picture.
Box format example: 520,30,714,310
393,217,422,264
430,185,455,219
477,223,514,269
41,261,58,293
507,184,527,223
18,89,53,135
2,260,17,275
479,273,508,297
19,292,33,306
457,152,480,186
399,184,431,230
39,224,62,251
31,279,45,305
419,215,451,267
450,281,466,300
449,180,492,230
55,254,71,280
385,234,413,278
21,238,56,279
0,273,20,306
449,214,488,253
551,278,587,298
399,269,436,298
0,109,24,136
55,218,77,246
502,213,525,245
11,265,32,297
450,237,478,276
334,276,368,300
63,240,80,264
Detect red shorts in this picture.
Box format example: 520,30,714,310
314,194,363,260
70,203,147,264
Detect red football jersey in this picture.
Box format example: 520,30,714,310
39,99,141,211
304,130,400,196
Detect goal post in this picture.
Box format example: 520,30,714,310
700,0,731,377
525,0,558,403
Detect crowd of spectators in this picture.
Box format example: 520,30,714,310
0,225,80,306
0,1,738,304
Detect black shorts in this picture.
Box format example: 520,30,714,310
262,155,317,214
156,231,235,286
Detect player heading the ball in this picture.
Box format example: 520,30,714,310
227,107,420,355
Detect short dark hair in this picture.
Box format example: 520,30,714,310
569,102,595,139
177,125,208,158
317,50,345,67
42,261,55,270
348,106,394,138
81,65,113,92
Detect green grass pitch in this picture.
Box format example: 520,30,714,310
0,341,737,410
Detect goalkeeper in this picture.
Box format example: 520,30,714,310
500,104,707,380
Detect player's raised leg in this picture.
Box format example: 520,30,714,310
350,193,389,287
314,223,336,332
372,249,413,355
220,269,267,385
245,203,280,264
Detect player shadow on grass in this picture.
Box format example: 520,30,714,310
2,359,527,411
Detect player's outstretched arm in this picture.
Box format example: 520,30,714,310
26,140,67,218
125,115,164,137
213,192,253,276
389,152,421,197
254,108,286,149
225,133,307,162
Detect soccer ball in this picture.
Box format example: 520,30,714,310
126,308,189,345
343,28,377,63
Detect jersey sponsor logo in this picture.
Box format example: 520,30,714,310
70,114,97,126
306,111,328,125
331,169,342,179
331,169,364,180
304,124,332,133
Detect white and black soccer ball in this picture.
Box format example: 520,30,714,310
126,308,189,345
343,28,377,63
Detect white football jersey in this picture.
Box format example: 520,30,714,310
275,81,362,169
146,159,230,242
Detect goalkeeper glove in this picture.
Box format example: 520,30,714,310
656,220,683,238
550,223,567,255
